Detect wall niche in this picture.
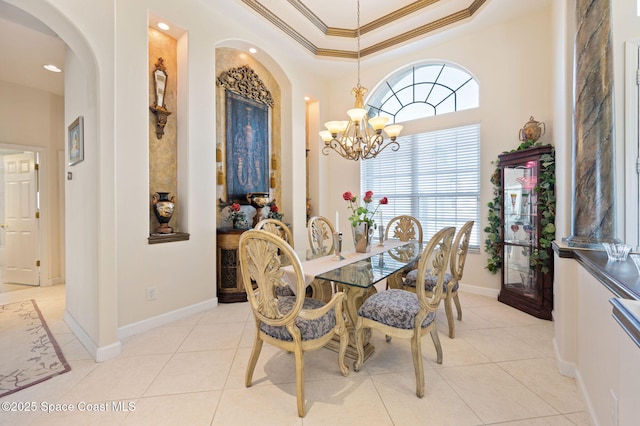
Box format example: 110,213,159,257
148,26,188,243
215,47,282,228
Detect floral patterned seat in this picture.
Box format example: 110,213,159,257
260,296,337,341
239,230,349,418
358,289,436,329
403,269,456,292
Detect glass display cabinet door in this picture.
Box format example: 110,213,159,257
502,161,538,300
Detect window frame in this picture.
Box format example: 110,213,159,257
362,61,481,248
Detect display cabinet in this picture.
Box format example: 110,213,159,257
497,145,553,320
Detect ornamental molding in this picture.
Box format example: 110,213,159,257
216,65,274,107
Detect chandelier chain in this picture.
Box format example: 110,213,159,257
356,0,361,88
318,0,403,160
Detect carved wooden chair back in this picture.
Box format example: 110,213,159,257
238,230,348,417
385,215,423,243
450,221,474,281
442,220,474,338
384,215,423,289
255,218,294,248
307,216,335,256
306,216,337,302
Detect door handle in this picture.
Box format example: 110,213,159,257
0,224,7,229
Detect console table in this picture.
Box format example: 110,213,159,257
216,228,248,303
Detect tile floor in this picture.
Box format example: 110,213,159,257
0,284,591,426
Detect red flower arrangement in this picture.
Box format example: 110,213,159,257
343,190,388,228
226,203,248,228
267,202,284,221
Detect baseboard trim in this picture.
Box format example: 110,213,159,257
459,282,499,298
573,367,598,426
63,309,122,362
117,297,218,340
552,337,577,377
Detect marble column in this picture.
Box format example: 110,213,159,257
567,0,617,245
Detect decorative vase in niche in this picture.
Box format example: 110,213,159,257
352,222,373,253
152,192,175,234
233,217,248,230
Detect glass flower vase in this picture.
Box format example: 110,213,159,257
352,222,373,253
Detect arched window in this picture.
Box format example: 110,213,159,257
367,62,479,123
362,62,481,247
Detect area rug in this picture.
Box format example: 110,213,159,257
0,299,70,398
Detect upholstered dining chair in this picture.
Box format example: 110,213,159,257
354,226,455,398
238,230,349,417
255,218,294,248
307,216,335,256
306,216,336,302
403,220,474,338
254,218,297,297
384,215,424,290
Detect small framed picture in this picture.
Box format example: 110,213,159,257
68,116,84,166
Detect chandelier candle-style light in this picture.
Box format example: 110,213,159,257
319,0,402,161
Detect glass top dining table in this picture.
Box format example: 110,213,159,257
281,239,424,366
312,240,423,288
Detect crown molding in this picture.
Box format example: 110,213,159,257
241,0,487,58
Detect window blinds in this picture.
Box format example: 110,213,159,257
361,123,481,247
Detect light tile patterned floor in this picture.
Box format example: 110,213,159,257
0,284,591,426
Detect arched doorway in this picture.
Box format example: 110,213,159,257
1,0,116,362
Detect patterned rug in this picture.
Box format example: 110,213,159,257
0,299,70,398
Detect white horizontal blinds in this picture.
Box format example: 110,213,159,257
362,124,480,247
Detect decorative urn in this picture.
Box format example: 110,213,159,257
519,116,545,143
152,192,175,234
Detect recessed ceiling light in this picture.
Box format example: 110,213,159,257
249,47,257,54
158,22,170,30
43,64,62,73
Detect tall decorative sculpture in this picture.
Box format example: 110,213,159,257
568,0,617,245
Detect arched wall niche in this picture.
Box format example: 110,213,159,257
215,46,282,226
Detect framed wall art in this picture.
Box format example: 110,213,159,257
68,116,84,166
225,90,269,201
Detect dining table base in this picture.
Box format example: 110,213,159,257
323,285,376,370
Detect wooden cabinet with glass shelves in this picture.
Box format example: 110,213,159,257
498,145,553,320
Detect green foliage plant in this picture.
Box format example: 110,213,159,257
484,140,555,274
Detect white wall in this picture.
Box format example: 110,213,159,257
0,81,64,286
315,3,554,293
112,0,324,329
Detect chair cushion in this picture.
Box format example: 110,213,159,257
259,296,336,341
357,289,436,329
404,269,457,292
275,284,295,297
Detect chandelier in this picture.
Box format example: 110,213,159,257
319,0,402,161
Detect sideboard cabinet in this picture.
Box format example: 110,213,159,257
216,228,248,303
497,145,553,320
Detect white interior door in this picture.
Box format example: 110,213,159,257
2,152,39,285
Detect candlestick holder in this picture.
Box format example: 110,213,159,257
378,224,385,247
332,232,344,260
